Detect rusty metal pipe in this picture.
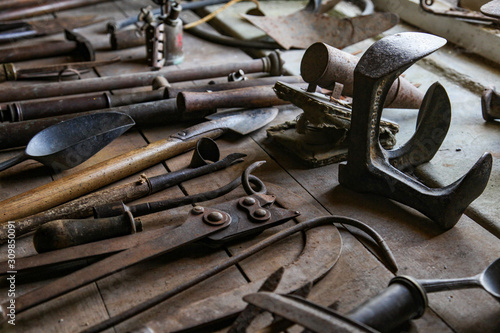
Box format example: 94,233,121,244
0,41,78,63
0,83,292,150
1,90,166,122
177,85,301,113
164,75,304,99
0,52,283,103
1,76,303,122
0,0,114,21
300,42,424,109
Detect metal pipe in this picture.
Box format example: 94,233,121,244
0,0,115,21
1,75,303,122
177,84,302,113
0,52,283,103
0,41,78,63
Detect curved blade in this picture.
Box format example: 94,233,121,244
243,12,399,50
176,108,278,140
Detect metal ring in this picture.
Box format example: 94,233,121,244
242,161,267,195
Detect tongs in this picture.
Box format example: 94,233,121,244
0,162,300,326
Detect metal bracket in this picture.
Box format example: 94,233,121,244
338,32,492,229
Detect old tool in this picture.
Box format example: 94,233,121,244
338,32,492,229
86,214,395,333
0,172,300,327
244,274,427,333
129,205,339,333
420,0,499,24
0,75,303,123
300,42,424,109
0,15,103,43
267,81,399,167
0,0,113,21
0,52,283,103
482,87,500,121
0,112,134,173
144,1,184,68
0,83,290,150
418,257,500,301
0,30,95,63
32,158,257,252
0,57,119,83
176,84,303,114
0,143,244,243
242,0,398,50
228,267,287,333
0,108,278,223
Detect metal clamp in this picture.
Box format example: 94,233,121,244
338,32,492,229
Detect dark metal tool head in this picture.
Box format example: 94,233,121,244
0,112,135,173
339,32,492,229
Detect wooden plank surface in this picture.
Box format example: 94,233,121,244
0,0,499,332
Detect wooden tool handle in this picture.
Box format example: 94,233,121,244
0,130,223,224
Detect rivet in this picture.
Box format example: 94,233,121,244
254,208,267,218
243,197,256,206
191,206,204,214
207,211,223,222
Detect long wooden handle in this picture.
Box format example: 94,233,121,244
0,129,223,224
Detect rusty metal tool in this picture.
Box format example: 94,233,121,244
300,42,424,109
242,0,399,50
89,214,395,333
0,112,134,173
0,162,264,274
228,267,286,333
0,52,283,103
176,84,302,114
0,57,119,83
244,274,428,333
482,87,500,121
32,158,257,252
418,257,500,301
0,15,103,42
0,177,300,327
338,32,492,229
129,207,339,333
0,29,95,63
0,144,244,243
420,0,499,24
0,108,278,224
0,75,303,123
0,0,113,21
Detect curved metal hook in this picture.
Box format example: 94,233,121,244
242,160,267,195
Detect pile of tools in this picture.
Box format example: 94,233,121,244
0,1,495,332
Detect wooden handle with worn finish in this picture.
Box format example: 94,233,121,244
0,129,224,224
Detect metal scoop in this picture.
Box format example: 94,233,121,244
0,112,135,172
418,257,500,301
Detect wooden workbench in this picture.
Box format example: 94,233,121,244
0,1,499,332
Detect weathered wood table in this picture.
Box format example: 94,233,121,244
0,1,499,332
